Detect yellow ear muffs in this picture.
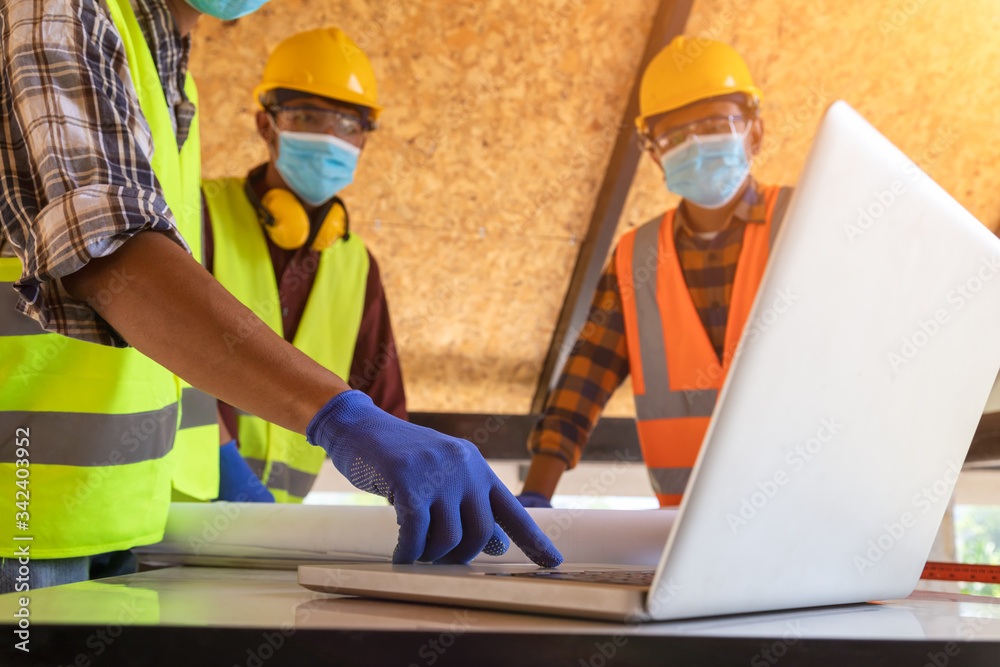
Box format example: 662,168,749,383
260,188,310,249
310,200,348,251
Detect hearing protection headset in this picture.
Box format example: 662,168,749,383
243,165,349,251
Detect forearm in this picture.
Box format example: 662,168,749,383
522,259,631,497
62,230,348,434
522,453,568,498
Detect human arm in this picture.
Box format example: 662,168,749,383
64,224,560,564
518,259,631,504
63,230,347,430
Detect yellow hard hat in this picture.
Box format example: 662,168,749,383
253,27,382,121
635,37,761,134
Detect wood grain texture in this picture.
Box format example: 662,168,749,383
188,0,659,413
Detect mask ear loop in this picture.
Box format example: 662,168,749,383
733,115,756,182
265,111,283,165
259,113,290,222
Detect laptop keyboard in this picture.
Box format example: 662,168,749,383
486,569,655,587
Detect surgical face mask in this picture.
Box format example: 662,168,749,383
659,129,752,209
273,130,360,207
184,0,271,20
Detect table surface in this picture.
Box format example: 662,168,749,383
2,566,1000,666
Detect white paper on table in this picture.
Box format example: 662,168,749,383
138,503,676,566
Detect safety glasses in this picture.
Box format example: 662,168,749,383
642,115,751,157
267,105,368,145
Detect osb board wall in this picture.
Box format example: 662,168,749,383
188,0,660,414
601,0,1000,418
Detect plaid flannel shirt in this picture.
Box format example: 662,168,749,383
0,0,194,346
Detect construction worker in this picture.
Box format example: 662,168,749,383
0,0,561,593
518,37,792,509
204,28,407,503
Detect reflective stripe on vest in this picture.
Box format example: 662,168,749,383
204,178,368,502
617,186,792,507
0,407,176,465
0,0,206,558
234,413,330,500
251,459,317,499
179,386,217,430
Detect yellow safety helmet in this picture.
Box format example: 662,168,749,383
253,27,382,122
635,36,761,134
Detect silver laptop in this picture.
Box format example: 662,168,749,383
299,101,1000,622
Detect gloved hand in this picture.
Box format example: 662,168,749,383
217,440,275,502
516,491,553,509
307,391,563,567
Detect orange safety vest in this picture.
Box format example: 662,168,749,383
616,185,792,507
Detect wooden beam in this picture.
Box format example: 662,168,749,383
531,0,695,412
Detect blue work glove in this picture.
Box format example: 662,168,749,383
217,440,275,502
307,391,563,567
516,491,552,509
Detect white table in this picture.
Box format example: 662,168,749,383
2,566,999,666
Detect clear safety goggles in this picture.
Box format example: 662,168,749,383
267,105,368,145
642,115,752,157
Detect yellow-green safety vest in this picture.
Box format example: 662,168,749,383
203,178,368,502
0,0,215,558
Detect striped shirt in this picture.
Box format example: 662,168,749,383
529,179,772,467
0,0,192,346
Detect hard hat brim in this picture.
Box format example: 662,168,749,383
635,84,762,134
253,81,383,121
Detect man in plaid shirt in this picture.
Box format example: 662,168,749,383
519,38,793,508
0,0,561,591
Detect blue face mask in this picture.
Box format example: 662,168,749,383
660,133,751,209
274,131,360,207
184,0,271,20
